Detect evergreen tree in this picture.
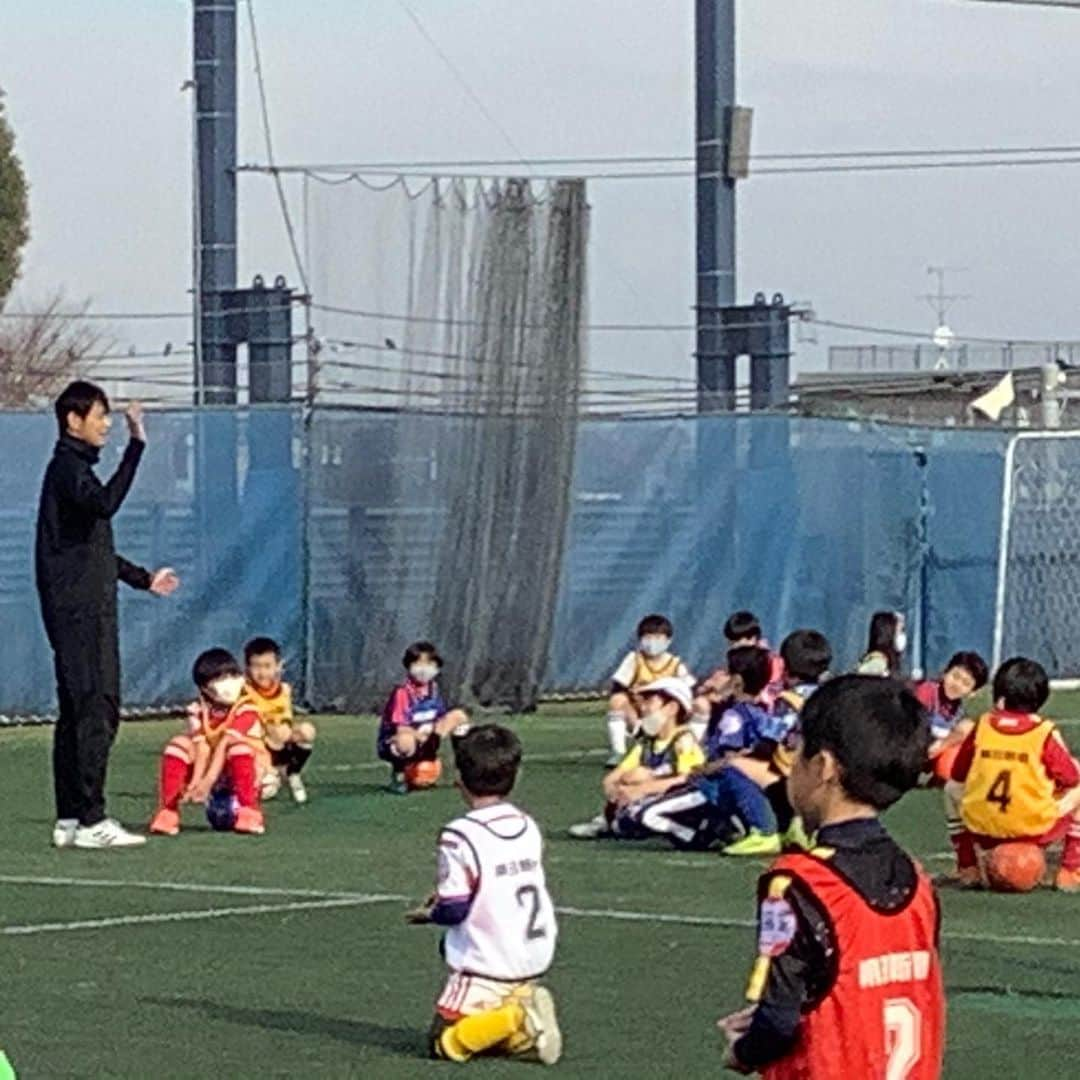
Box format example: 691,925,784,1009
0,92,30,307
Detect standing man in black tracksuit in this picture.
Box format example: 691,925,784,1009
35,381,179,849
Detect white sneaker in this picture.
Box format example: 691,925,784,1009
287,773,308,805
261,767,283,801
568,814,611,840
522,986,562,1066
52,819,78,849
73,819,147,849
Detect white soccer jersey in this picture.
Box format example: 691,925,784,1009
436,801,557,981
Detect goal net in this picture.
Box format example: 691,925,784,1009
994,431,1080,681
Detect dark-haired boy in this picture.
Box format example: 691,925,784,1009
606,613,693,764
951,657,1080,891
245,636,316,804
406,725,562,1066
149,648,268,836
917,650,989,754
719,676,944,1077
693,610,785,732
379,641,470,794
728,629,833,851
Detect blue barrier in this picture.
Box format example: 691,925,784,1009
0,407,1010,716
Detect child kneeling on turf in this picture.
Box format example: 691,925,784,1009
245,636,316,804
950,656,1080,891
569,677,703,839
605,614,693,764
379,641,470,794
407,725,562,1066
149,647,268,836
718,676,944,1077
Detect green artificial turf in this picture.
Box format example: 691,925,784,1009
1,702,1079,1078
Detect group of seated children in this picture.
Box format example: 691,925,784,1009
582,605,1080,892
149,637,316,836
572,615,830,855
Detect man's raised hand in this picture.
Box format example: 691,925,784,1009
124,401,146,443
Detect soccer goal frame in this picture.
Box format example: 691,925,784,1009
993,429,1080,689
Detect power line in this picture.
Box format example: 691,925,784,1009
244,0,309,294
235,143,1080,172
397,2,530,167
238,154,1080,181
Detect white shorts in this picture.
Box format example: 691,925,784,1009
436,971,535,1020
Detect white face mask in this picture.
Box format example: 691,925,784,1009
639,636,671,659
208,675,245,706
894,631,908,654
410,663,439,684
641,708,666,737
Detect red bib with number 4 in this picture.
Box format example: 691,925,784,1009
763,853,944,1080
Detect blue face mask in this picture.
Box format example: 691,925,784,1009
639,636,671,658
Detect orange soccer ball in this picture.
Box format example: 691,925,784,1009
404,758,443,791
985,842,1046,894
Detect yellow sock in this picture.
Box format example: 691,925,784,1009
439,1003,525,1062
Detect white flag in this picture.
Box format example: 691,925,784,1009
970,372,1015,421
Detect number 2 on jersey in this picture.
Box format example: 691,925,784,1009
884,997,922,1080
516,884,547,940
987,769,1012,813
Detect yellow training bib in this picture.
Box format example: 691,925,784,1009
961,714,1059,838
630,653,682,689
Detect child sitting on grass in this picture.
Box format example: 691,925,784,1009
949,657,1080,891
149,647,268,836
569,677,703,840
244,636,317,805
855,610,906,677
693,610,785,732
605,614,693,765
728,629,833,851
378,641,470,795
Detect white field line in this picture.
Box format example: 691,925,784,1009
0,874,365,900
1,894,408,937
3,874,1078,950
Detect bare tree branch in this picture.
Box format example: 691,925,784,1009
0,293,111,407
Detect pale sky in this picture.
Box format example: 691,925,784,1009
3,0,1080,396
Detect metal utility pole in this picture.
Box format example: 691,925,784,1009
193,0,238,405
695,0,737,412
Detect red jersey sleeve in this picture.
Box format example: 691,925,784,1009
1042,732,1080,790
227,703,262,739
950,725,977,782
386,685,411,728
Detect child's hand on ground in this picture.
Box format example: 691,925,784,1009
405,894,437,924
717,1006,755,1073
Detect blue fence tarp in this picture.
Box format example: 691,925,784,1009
1,407,1010,715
